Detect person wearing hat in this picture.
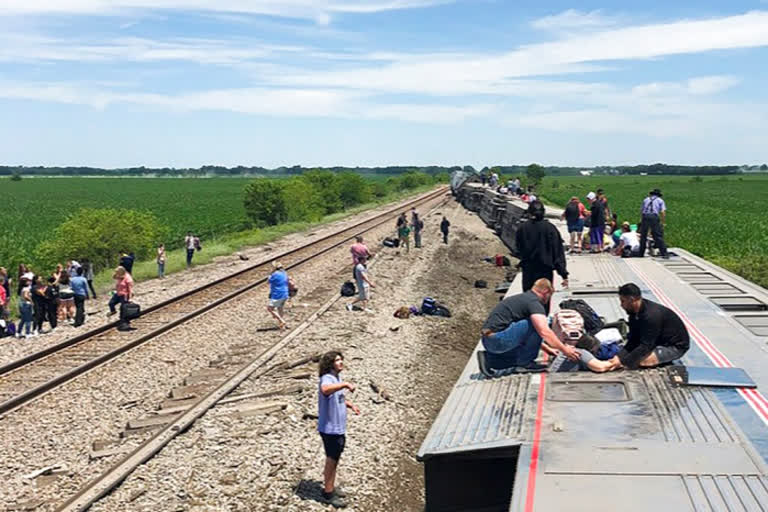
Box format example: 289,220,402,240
638,188,668,258
267,261,290,329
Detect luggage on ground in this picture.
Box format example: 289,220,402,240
421,297,452,317
474,280,488,288
552,309,584,345
393,306,411,319
559,299,604,334
120,301,141,321
340,281,356,297
382,237,400,248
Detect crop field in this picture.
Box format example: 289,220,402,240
537,175,768,289
1,178,257,273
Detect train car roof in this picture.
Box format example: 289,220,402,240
418,209,768,511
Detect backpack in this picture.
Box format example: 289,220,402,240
417,219,424,230
340,281,356,297
382,237,399,248
120,301,141,320
552,309,584,345
559,299,604,335
597,341,621,360
474,280,487,289
502,256,511,267
564,202,580,222
6,321,17,337
421,297,452,317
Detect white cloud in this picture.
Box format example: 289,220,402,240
687,75,741,95
0,0,453,21
531,9,617,31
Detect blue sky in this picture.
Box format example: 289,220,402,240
1,1,767,168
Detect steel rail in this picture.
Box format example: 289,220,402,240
54,191,451,512
0,187,448,417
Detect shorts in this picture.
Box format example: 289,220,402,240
357,283,370,300
567,219,584,233
654,345,686,365
268,298,287,309
320,433,346,461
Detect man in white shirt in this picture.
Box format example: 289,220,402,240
614,222,641,258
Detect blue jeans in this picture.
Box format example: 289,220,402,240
19,302,34,335
158,262,165,278
482,319,543,370
108,293,126,314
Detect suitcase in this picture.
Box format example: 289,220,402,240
120,301,141,321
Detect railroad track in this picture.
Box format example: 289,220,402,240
0,187,448,417
52,189,452,512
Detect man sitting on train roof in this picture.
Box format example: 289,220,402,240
480,279,580,374
603,283,690,371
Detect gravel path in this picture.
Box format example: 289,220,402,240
85,202,511,512
0,190,451,512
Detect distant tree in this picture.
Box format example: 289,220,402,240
302,170,342,214
10,172,22,181
243,179,289,227
526,163,546,186
761,164,768,171
36,208,167,272
337,172,372,208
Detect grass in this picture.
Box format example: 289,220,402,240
537,175,768,289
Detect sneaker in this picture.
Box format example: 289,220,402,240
107,310,116,317
332,487,348,498
320,492,347,508
345,304,354,312
363,308,373,313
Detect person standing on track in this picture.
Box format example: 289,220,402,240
349,236,372,272
157,243,167,278
396,213,411,253
638,188,668,258
266,261,289,330
346,258,375,312
411,208,424,248
317,351,360,508
70,267,90,327
107,266,133,316
515,200,569,292
586,192,605,253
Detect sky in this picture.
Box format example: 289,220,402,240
1,1,767,168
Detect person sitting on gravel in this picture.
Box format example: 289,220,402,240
317,351,360,508
346,259,375,312
107,266,134,330
266,261,290,330
480,278,580,375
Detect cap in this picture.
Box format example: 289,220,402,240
586,192,596,201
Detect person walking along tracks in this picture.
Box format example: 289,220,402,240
266,262,290,329
317,351,360,508
440,216,451,244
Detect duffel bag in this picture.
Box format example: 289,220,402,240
120,301,141,321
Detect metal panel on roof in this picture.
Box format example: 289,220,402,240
417,375,530,459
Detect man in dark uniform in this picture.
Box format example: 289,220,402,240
515,200,569,292
606,283,690,370
638,188,668,258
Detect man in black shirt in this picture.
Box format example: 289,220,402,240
606,283,690,370
481,279,579,373
515,201,569,292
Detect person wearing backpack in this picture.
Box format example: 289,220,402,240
480,279,579,374
515,201,569,293
561,196,586,253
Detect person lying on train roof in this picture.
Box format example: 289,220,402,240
480,278,580,374
603,283,690,371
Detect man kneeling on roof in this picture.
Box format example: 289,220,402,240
602,283,690,371
481,278,580,374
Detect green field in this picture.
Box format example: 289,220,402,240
1,178,253,271
536,175,768,289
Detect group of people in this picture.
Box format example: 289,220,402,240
0,261,97,338
561,188,668,258
394,208,452,253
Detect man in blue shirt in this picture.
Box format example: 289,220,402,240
266,262,289,329
638,188,668,258
70,267,90,327
317,351,360,508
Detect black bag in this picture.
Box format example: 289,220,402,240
559,299,603,335
341,281,356,297
382,237,400,248
474,280,488,288
120,301,141,321
421,297,452,317
502,256,511,266
564,202,580,223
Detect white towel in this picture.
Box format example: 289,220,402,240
595,328,622,344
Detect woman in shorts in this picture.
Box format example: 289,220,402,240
266,261,289,329
317,351,360,508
